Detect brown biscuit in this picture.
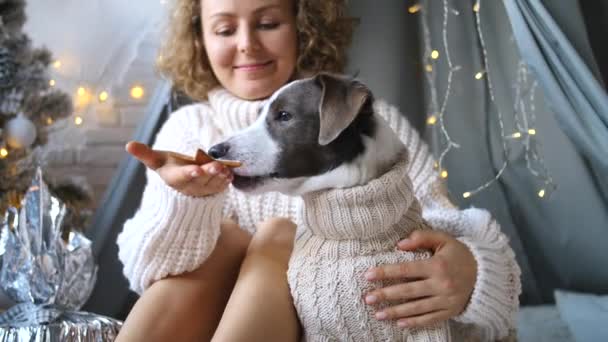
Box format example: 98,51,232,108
159,148,243,168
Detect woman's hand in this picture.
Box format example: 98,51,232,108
363,230,477,328
126,141,233,197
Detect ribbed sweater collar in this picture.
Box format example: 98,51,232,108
300,152,420,240
207,87,266,135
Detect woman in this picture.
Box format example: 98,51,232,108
115,0,520,341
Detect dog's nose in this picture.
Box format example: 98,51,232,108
208,143,230,159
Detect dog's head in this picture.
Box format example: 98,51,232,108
209,73,398,195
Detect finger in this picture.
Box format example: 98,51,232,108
365,259,433,281
201,161,226,176
397,230,450,252
126,141,168,170
158,164,203,189
364,280,433,304
205,173,232,192
396,310,452,329
375,297,446,321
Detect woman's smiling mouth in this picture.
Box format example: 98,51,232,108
234,61,273,71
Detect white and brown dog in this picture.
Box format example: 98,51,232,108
209,73,449,341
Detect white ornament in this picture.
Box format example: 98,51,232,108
4,113,37,149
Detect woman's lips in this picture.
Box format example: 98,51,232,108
234,61,273,71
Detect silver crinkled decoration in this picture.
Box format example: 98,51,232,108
0,168,122,340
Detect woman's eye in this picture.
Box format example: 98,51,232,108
215,27,235,36
258,22,279,30
277,111,292,122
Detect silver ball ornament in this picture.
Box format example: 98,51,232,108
4,113,37,149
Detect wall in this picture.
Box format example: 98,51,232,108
45,31,162,208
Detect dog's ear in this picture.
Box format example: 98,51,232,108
317,73,371,146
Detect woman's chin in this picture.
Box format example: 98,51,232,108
232,86,274,101
227,76,289,100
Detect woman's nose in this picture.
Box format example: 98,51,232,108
237,28,260,54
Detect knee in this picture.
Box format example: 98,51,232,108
249,217,297,258
219,219,252,254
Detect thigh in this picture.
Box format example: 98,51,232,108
116,220,251,342
212,217,301,342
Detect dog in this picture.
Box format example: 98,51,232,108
209,73,449,341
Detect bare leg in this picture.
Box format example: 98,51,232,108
115,220,251,342
212,217,301,342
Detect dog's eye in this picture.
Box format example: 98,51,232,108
277,111,292,122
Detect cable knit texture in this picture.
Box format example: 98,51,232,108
289,152,450,341
116,87,521,341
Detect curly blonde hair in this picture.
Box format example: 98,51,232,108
157,0,358,101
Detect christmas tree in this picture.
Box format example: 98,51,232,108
0,0,90,217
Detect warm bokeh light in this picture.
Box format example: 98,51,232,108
0,148,8,158
408,4,421,14
99,91,109,102
130,86,144,99
427,115,437,125
74,116,83,125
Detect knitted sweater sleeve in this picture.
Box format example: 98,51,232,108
375,100,521,340
116,104,227,294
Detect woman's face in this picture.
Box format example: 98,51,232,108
201,0,298,100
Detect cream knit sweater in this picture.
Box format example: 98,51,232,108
290,150,451,341
117,88,521,341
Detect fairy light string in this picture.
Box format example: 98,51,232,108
414,0,555,199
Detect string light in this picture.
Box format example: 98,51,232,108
46,117,53,125
49,79,56,87
513,62,556,195
420,0,555,200
77,87,87,97
408,4,421,14
0,148,8,159
74,116,83,125
420,0,461,179
130,86,145,99
53,60,62,69
98,91,109,102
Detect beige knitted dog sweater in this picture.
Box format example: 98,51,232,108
289,151,449,341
